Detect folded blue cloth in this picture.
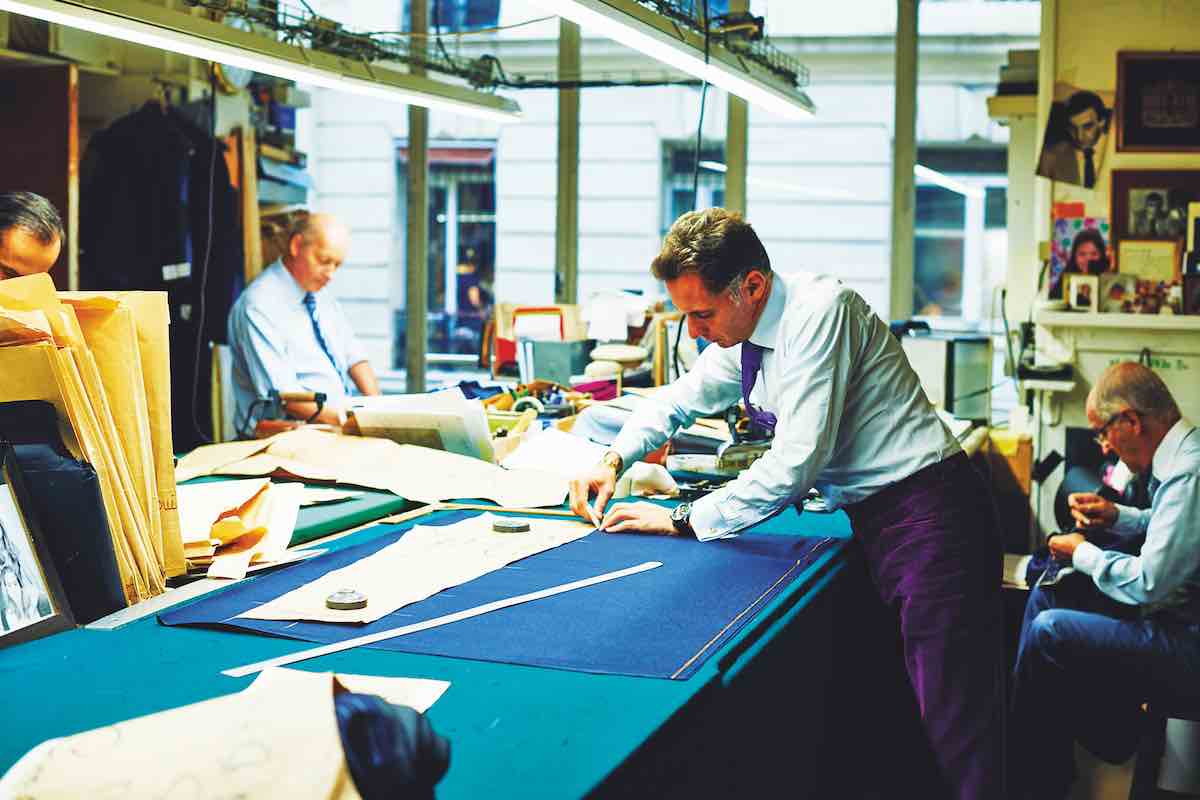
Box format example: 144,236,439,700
335,693,450,800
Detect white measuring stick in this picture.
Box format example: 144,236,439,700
223,560,663,678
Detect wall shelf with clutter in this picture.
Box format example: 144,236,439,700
1034,310,1200,331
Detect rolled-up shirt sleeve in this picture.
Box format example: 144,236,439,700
1073,472,1200,605
610,340,742,473
689,296,859,541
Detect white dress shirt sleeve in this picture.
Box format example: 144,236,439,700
688,295,860,541
234,302,303,399
610,340,743,472
1073,471,1200,605
1110,503,1150,536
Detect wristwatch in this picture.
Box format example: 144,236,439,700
670,502,695,538
601,450,623,476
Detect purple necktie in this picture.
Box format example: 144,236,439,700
740,342,777,435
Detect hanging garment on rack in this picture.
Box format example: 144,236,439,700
80,102,243,451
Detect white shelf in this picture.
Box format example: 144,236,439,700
1021,379,1076,393
1035,311,1200,331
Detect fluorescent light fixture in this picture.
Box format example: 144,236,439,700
0,0,521,122
536,0,815,121
699,161,860,201
914,164,984,199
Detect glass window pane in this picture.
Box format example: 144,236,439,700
915,185,965,228
984,186,1007,229
913,236,965,317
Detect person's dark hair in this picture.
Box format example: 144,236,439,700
0,192,64,244
1064,90,1108,121
1145,192,1164,207
651,208,771,295
1068,228,1108,275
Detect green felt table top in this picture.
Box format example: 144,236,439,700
0,505,850,797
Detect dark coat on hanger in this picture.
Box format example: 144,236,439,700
80,102,243,450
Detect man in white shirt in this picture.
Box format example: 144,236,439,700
569,209,1003,799
1009,362,1200,799
228,213,380,435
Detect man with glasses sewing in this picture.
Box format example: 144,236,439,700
1009,361,1200,800
0,192,63,280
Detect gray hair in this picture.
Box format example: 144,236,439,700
1091,362,1181,424
0,192,63,244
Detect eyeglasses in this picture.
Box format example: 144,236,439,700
1093,410,1130,448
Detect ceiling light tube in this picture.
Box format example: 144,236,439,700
0,0,522,122
699,161,861,200
535,0,815,121
913,164,984,199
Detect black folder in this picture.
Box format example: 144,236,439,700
0,400,125,624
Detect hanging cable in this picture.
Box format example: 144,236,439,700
673,0,710,382
189,66,219,445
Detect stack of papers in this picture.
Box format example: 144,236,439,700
177,429,569,508
0,275,183,603
176,478,302,579
347,390,494,462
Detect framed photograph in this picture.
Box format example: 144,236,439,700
1067,274,1099,313
0,447,73,649
1111,170,1200,248
1099,273,1138,313
1048,217,1113,299
1037,82,1114,189
1116,52,1200,152
1117,239,1182,283
1185,274,1200,315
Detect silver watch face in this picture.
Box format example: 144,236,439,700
672,503,691,522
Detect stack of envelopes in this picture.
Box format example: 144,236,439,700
0,274,184,603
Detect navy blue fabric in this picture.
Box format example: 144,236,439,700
160,511,834,679
335,693,450,800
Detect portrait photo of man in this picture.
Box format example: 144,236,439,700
1037,84,1114,189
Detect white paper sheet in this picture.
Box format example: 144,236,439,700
500,428,609,478
240,512,593,624
0,668,448,800
176,478,271,543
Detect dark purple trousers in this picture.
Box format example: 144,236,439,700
844,452,1005,800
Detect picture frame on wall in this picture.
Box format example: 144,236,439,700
1067,274,1099,313
1117,239,1182,283
0,446,74,650
1111,170,1200,250
1185,274,1200,315
1116,51,1200,153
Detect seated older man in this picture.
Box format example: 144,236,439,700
0,192,63,280
228,213,380,435
1008,362,1200,800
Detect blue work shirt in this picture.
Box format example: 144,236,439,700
1074,419,1200,619
227,259,367,434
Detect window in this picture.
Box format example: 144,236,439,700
912,146,1008,322
400,0,500,32
396,141,497,366
662,142,725,233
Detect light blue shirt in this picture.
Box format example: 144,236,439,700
611,272,960,541
227,260,367,434
1073,419,1200,618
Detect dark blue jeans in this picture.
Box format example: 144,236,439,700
1008,572,1200,799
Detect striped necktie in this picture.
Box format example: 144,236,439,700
740,342,777,435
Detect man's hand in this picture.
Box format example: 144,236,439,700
569,463,617,527
1067,492,1118,530
600,502,675,535
1048,532,1086,561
